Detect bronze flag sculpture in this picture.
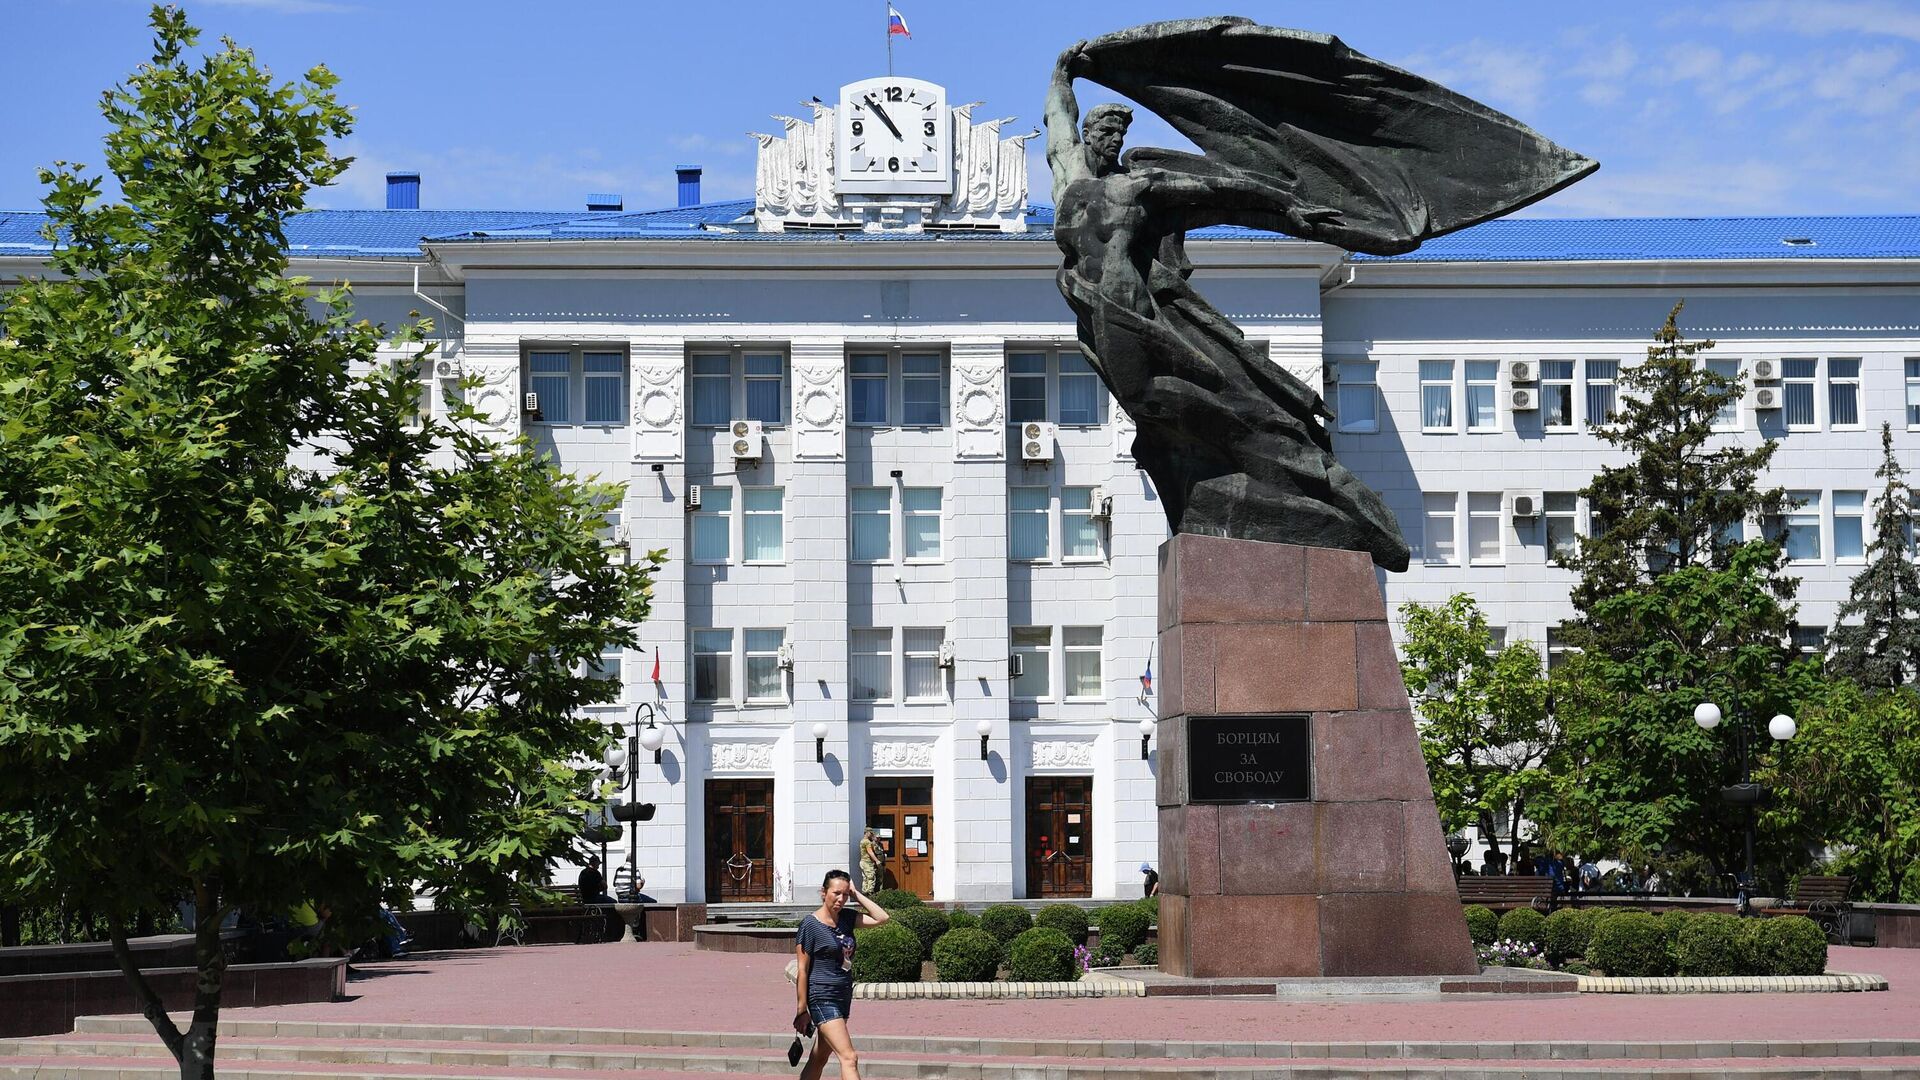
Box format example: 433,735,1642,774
1047,17,1597,571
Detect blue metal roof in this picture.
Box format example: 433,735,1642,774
5,203,1918,262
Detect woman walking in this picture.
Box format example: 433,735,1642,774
794,869,889,1080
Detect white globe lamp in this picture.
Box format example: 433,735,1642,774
1693,702,1722,730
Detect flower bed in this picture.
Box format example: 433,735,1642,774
1464,905,1832,979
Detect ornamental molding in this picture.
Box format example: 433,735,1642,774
629,343,685,461
710,741,775,774
464,354,521,444
870,740,936,773
950,349,1005,461
1029,739,1096,771
790,343,845,460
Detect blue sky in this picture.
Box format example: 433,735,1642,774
4,0,1918,218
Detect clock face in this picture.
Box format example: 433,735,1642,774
835,77,953,195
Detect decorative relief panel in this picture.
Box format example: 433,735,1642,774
461,341,522,446
1029,739,1096,770
870,741,935,773
790,340,845,460
629,340,685,462
710,741,775,774
950,341,1005,461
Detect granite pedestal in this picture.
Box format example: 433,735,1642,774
1155,534,1478,978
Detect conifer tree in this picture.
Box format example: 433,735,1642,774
1827,423,1920,688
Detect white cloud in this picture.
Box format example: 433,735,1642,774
1688,1,1920,44
1395,40,1550,112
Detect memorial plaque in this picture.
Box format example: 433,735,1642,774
1187,714,1311,803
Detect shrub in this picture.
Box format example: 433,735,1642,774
1655,909,1694,963
1543,908,1593,965
1496,907,1547,952
1007,926,1078,981
979,904,1033,945
946,907,977,932
1748,916,1827,976
1093,902,1152,954
1134,941,1158,966
1585,911,1672,977
1676,913,1752,977
931,926,1000,982
1462,904,1499,946
1140,894,1159,919
1088,938,1126,967
896,904,950,954
1035,904,1091,945
871,888,924,910
852,921,923,983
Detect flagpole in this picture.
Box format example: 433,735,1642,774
885,0,893,76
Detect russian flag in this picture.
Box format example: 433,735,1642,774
1140,660,1152,695
887,5,910,36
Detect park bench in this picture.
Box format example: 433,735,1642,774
1455,875,1554,912
1777,875,1853,943
493,885,615,946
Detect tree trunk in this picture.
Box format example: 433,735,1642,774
179,879,226,1080
108,916,185,1064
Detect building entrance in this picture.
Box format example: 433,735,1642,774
864,777,934,899
1026,776,1092,898
705,779,774,902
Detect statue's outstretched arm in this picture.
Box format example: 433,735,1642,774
1044,44,1089,206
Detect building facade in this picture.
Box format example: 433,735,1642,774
3,81,1916,904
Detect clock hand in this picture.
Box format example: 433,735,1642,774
863,94,904,139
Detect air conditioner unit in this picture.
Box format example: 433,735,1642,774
523,391,542,420
1088,484,1113,520
433,358,463,380
685,484,702,510
1748,358,1779,382
1509,359,1538,384
1751,385,1783,411
730,419,763,463
1008,654,1024,678
1510,387,1539,411
776,642,795,671
1506,490,1546,519
936,639,956,669
1021,421,1057,465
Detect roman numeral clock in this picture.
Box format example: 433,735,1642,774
835,77,953,195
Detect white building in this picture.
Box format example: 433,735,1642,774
4,78,1915,904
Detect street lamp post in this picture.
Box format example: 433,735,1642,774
602,705,664,900
1693,700,1797,914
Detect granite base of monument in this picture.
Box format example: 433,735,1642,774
1155,534,1478,978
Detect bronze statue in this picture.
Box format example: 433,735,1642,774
1047,17,1597,571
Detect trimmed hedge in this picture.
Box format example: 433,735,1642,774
1655,909,1694,964
1007,926,1079,981
1036,904,1091,945
1543,908,1593,964
1134,941,1158,966
979,904,1033,944
1094,902,1152,954
1088,938,1126,967
1585,911,1672,977
931,926,1000,982
1749,916,1827,976
1462,904,1499,946
870,888,924,910
896,904,950,954
1496,907,1547,951
852,921,923,983
1676,913,1752,977
946,907,978,932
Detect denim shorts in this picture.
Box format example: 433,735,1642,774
806,987,852,1025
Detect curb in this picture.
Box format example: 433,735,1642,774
1578,971,1888,993
853,972,1146,998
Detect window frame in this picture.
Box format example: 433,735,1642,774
741,486,786,565
1464,360,1499,433
1828,357,1862,430
1833,490,1867,563
846,347,949,428
1420,359,1457,433
743,628,786,704
1466,491,1505,567
691,628,734,704
1784,490,1823,563
1009,486,1052,562
1538,359,1576,432
1335,360,1379,434
1543,491,1580,561
1005,347,1109,428
1423,491,1460,567
523,345,629,427
1706,358,1743,432
903,627,947,703
690,485,734,564
850,487,893,563
1062,626,1104,701
901,486,943,563
1010,625,1052,701
1781,357,1818,432
1060,486,1104,562
1907,358,1920,430
1584,358,1620,428
686,345,788,428
850,627,895,703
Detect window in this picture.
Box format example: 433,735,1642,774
528,351,572,424
1335,360,1378,433
847,350,945,427
1061,487,1101,560
1064,627,1102,699
1782,358,1817,429
1058,352,1103,425
1008,352,1047,423
1785,491,1821,562
584,648,622,687
1009,349,1106,426
388,357,435,428
1467,492,1503,566
902,487,942,560
1544,492,1579,560
583,353,624,423
1423,492,1459,566
745,629,785,702
1828,358,1861,428
743,488,784,563
851,629,893,702
849,353,888,424
525,348,627,425
902,353,943,426
1465,361,1498,431
851,488,892,561
1585,360,1619,426
1011,626,1051,698
1545,625,1573,672
1420,360,1455,431
1908,359,1920,428
693,630,732,702
1540,360,1575,430
1707,359,1742,431
903,628,945,701
1486,627,1508,653
1790,625,1827,659
1010,487,1050,560
689,348,786,426
691,486,732,562
1834,491,1866,561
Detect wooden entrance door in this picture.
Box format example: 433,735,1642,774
706,779,774,902
865,778,934,899
1026,776,1092,898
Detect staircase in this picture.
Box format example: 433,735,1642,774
1,1016,1917,1079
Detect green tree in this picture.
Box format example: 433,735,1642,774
1827,423,1920,689
0,10,661,1077
1399,594,1555,865
1546,305,1814,879
1763,682,1920,902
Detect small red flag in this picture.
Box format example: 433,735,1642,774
650,648,661,682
